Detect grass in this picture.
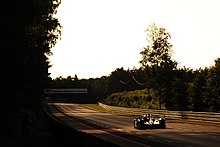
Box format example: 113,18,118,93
81,104,109,111
80,103,141,117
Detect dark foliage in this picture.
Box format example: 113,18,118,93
0,0,61,110
51,61,220,112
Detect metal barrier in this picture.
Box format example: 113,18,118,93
98,102,220,124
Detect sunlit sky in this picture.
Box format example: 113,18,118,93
49,0,220,79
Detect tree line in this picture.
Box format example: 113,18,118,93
50,63,220,112
1,0,61,110
51,23,220,112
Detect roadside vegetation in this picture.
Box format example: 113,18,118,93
103,89,164,109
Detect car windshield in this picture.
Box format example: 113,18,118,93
150,115,160,119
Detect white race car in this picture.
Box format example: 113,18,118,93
134,114,166,129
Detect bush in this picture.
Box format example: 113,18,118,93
103,88,162,109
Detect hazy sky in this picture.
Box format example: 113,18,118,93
49,0,220,79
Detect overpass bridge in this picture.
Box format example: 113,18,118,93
44,88,88,95
43,88,89,103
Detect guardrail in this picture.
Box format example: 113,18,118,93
98,102,220,124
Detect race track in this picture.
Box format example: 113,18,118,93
47,103,220,147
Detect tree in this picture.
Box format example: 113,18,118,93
0,0,61,109
206,58,220,112
140,23,174,68
108,67,131,94
139,23,177,109
169,68,193,111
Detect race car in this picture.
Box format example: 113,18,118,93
134,114,166,129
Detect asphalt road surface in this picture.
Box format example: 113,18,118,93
47,103,220,147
